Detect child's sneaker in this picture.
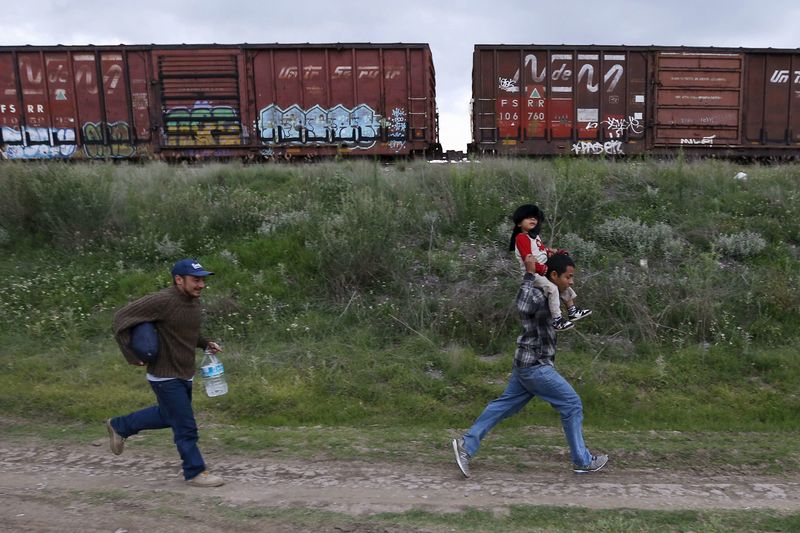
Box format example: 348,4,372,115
568,308,592,321
552,316,574,331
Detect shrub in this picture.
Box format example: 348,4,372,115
594,216,681,257
713,231,767,259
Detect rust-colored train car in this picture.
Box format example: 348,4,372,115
471,44,800,157
0,43,439,160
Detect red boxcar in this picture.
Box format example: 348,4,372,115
471,44,800,157
0,43,439,160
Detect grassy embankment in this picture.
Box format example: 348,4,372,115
0,158,799,465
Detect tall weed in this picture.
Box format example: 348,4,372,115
2,159,800,428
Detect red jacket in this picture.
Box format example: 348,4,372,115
514,233,552,276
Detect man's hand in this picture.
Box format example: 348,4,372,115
523,254,538,274
206,341,222,354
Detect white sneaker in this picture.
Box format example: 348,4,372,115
573,454,609,473
569,308,593,321
552,316,575,331
186,471,225,487
452,438,471,478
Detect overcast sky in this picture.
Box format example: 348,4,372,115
2,1,798,150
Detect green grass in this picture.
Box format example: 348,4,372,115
1,159,799,433
1,334,798,431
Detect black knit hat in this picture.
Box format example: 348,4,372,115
511,204,544,225
508,204,545,251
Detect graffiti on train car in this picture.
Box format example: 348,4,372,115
163,102,243,146
680,135,717,145
505,55,626,93
0,122,137,160
570,140,625,155
585,115,644,138
493,51,639,156
387,107,407,151
17,55,125,96
258,104,408,151
82,121,136,158
73,60,125,95
0,126,76,159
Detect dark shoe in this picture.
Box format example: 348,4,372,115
568,308,593,321
452,438,471,478
186,471,225,487
106,419,125,455
573,454,609,473
552,316,575,331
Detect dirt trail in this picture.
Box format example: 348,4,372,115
1,437,799,531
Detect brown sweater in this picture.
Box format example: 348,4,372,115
113,285,210,380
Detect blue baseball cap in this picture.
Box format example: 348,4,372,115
171,258,214,277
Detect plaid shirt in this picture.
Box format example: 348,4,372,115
513,273,557,368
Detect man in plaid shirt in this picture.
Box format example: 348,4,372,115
452,253,608,476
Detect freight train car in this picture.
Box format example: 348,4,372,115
471,44,800,157
0,43,439,160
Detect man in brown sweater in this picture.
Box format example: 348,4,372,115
107,258,224,487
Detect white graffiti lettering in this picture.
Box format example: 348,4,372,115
498,77,519,93
680,135,716,145
1,126,76,159
585,116,643,138
70,63,123,94
551,63,572,82
22,62,42,84
387,107,407,151
74,65,96,93
512,55,626,93
517,55,547,83
578,63,625,93
258,103,394,150
571,140,624,155
47,62,70,84
103,64,123,91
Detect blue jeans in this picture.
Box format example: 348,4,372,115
111,379,205,480
462,364,593,467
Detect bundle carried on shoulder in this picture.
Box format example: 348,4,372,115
128,322,159,363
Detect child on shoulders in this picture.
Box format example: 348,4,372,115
509,203,592,331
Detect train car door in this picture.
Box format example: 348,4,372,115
153,49,246,151
653,52,743,149
743,53,800,145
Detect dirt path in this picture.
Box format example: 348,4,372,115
1,436,799,532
